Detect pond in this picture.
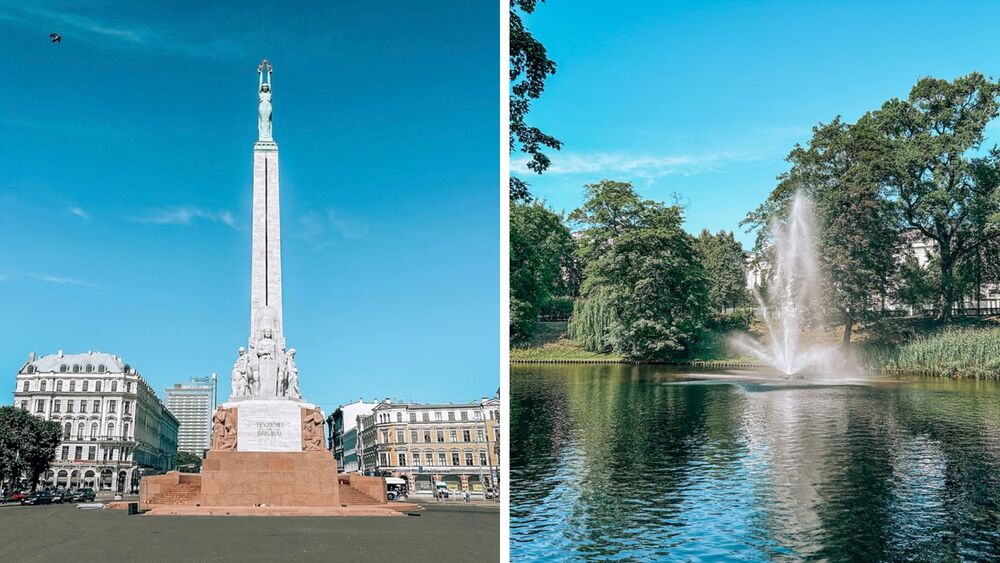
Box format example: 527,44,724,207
510,364,1000,561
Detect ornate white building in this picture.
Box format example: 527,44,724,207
12,351,179,493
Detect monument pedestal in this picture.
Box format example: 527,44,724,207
200,450,340,507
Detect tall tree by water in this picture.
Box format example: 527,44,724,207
510,201,576,343
695,230,749,313
569,180,709,360
510,0,561,201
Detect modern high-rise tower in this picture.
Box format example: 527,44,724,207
165,375,217,457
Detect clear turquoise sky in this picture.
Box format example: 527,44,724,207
516,0,1000,247
0,2,499,411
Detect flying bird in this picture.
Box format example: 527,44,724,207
49,33,61,43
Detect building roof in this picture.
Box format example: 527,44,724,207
24,351,128,374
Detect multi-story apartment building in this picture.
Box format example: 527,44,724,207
357,397,500,497
13,351,179,494
164,376,217,457
326,399,377,473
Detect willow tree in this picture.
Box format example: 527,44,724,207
569,180,708,360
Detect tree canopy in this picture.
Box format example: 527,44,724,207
0,407,61,491
510,0,561,201
569,180,708,359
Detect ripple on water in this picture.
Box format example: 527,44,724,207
511,365,1000,561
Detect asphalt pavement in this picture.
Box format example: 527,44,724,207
0,501,499,562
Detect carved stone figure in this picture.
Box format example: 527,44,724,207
285,348,301,399
211,408,238,451
302,409,324,451
231,347,248,397
257,59,273,141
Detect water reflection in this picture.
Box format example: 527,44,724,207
511,365,1000,561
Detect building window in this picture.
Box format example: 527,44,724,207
40,381,47,392
67,400,74,413
60,364,67,373
80,401,87,414
435,412,442,422
35,400,44,413
53,400,61,413
109,401,117,413
22,381,30,392
25,365,35,374
412,451,421,466
449,430,457,442
461,411,468,421
82,381,89,392
90,423,98,440
107,423,114,438
474,410,482,420
422,412,429,422
85,364,93,373
88,447,96,460
438,451,447,466
111,381,118,392
448,411,455,422
477,429,485,442
409,412,416,423
20,401,27,411
451,451,460,466
479,451,488,466
380,430,389,444
126,382,131,393
69,381,76,392
93,400,100,412
123,423,129,439
425,450,434,466
396,430,405,444
95,381,102,392
77,423,85,439
61,446,69,459
410,430,418,443
98,364,106,373
124,402,131,415
397,452,407,467
75,446,83,460
463,430,471,442
63,422,71,438
436,430,444,443
396,412,403,423
423,429,431,442
72,364,80,373
56,381,62,391
464,451,474,466
379,452,389,466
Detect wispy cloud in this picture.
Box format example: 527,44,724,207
511,151,754,179
25,273,98,287
128,207,238,229
1,5,246,61
293,209,370,250
69,207,90,220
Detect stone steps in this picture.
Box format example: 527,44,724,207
148,483,201,505
338,484,381,505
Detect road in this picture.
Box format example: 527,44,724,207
0,501,499,562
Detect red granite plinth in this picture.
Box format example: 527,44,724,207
200,450,340,507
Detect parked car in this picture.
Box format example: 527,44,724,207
72,488,95,502
56,490,75,503
3,492,28,503
21,491,54,505
484,487,498,500
385,477,408,501
49,490,64,504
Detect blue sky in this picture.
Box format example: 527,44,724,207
0,2,499,411
515,0,1000,247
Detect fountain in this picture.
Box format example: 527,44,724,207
730,192,846,378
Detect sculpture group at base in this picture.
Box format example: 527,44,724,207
229,306,300,400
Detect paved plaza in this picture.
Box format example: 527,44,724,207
0,502,499,562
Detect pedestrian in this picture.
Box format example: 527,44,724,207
465,490,470,503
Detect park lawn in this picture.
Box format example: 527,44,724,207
511,321,624,361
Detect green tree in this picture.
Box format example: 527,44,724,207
510,0,561,201
695,230,748,313
569,180,709,360
0,406,61,491
176,451,203,473
875,73,1000,320
510,200,576,343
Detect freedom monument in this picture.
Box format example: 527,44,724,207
139,61,392,514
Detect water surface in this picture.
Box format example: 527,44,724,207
511,365,1000,561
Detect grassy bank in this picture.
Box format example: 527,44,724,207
513,318,1000,379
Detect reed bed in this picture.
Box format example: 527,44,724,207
865,327,1000,379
